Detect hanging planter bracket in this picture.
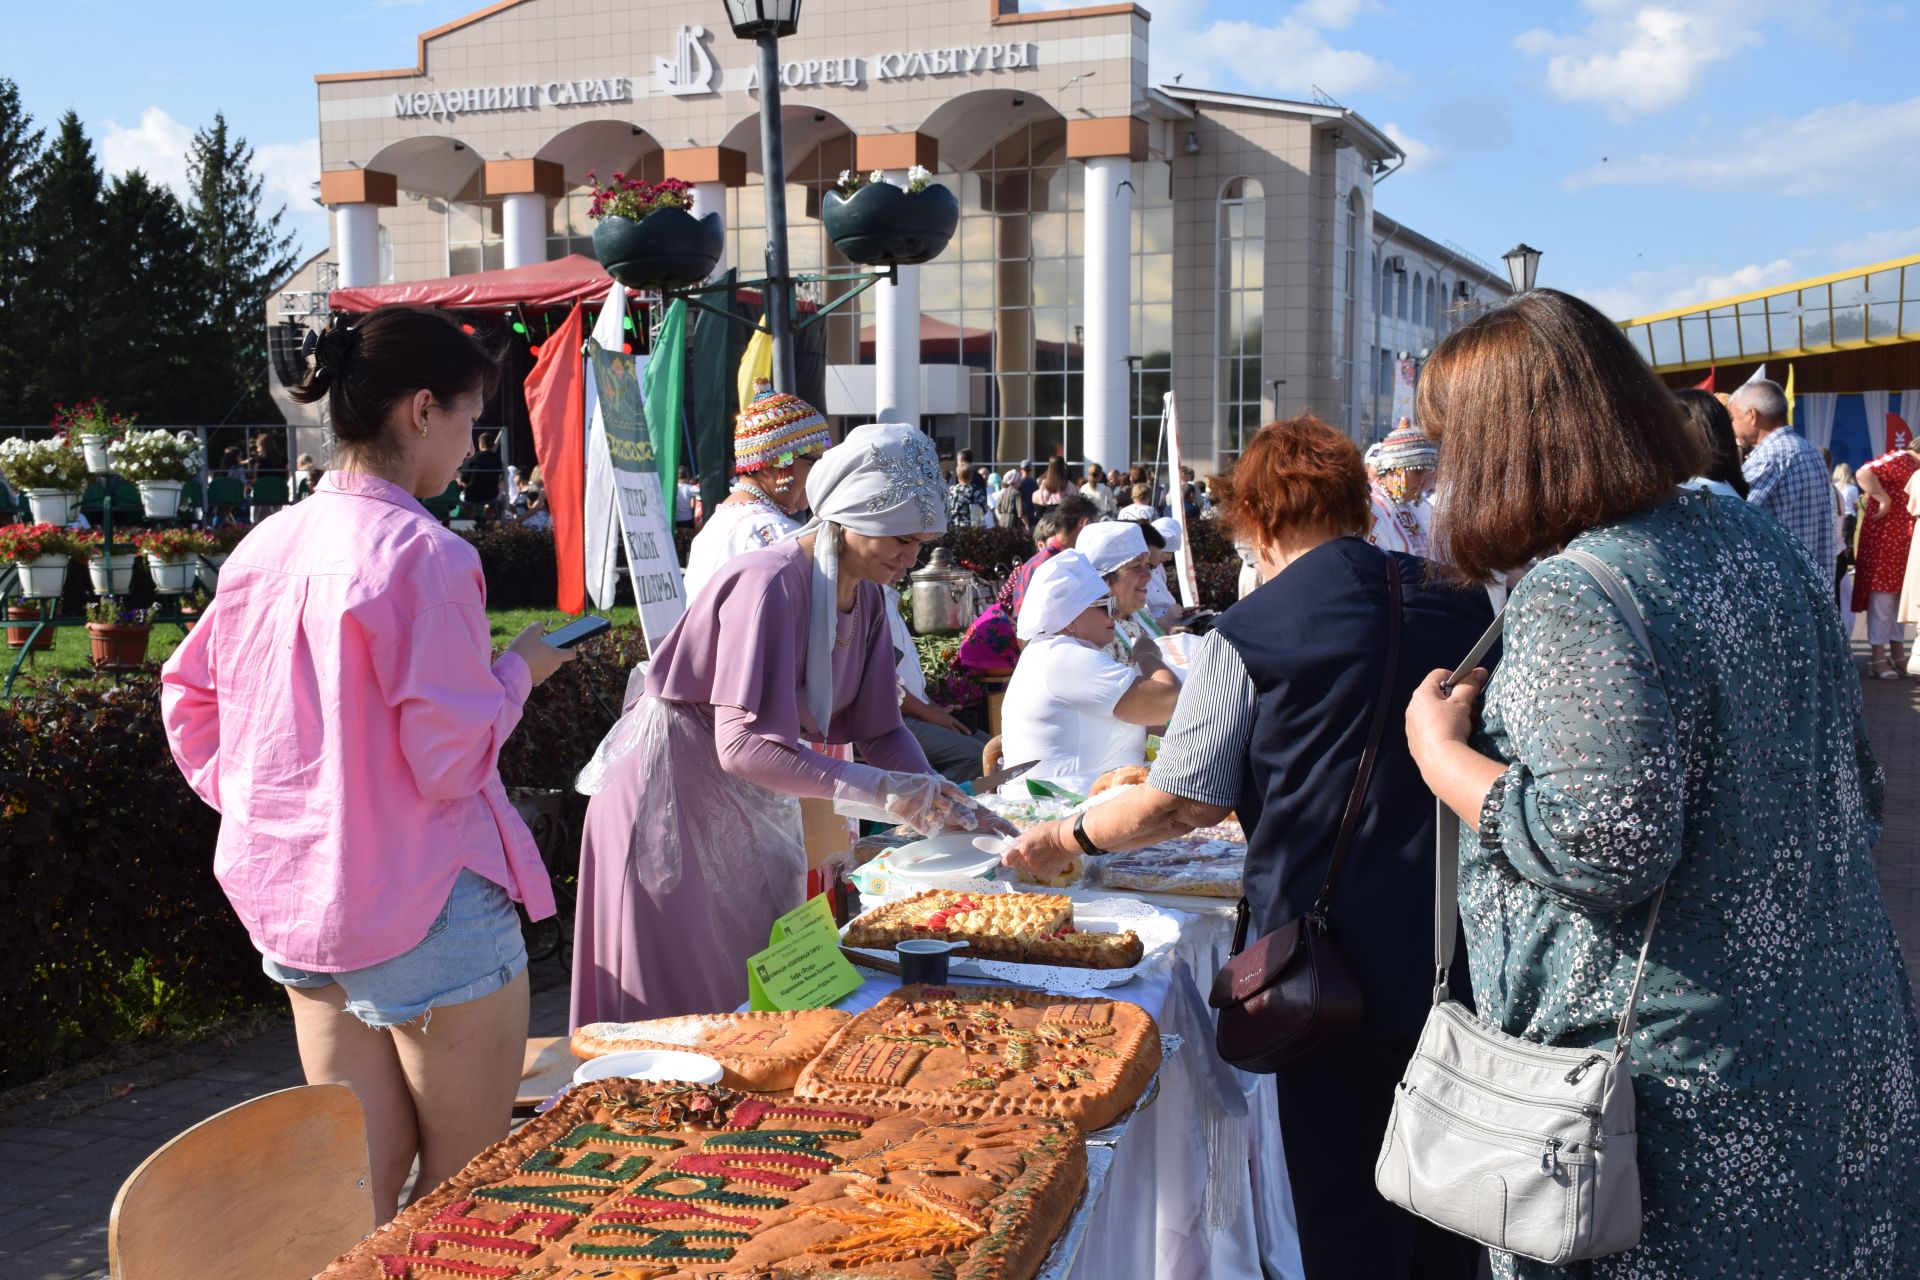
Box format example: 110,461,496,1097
654,265,897,336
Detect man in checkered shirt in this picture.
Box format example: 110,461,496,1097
1734,379,1838,575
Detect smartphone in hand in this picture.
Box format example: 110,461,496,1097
542,615,613,648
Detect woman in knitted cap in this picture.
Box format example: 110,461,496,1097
1366,418,1437,558
571,424,1010,1023
681,379,834,601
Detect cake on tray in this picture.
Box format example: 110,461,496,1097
571,1010,852,1092
317,1080,1087,1280
794,985,1161,1132
841,890,1144,970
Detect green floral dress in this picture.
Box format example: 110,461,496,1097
1466,491,1920,1279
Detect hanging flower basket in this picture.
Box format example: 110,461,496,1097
24,489,81,526
6,603,52,652
591,208,725,290
198,551,228,593
135,528,214,595
88,552,137,595
137,480,185,519
145,556,196,594
822,180,960,267
87,622,153,670
15,554,71,599
82,439,114,472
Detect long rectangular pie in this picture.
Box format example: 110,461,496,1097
795,985,1162,1132
842,889,1144,969
570,1009,851,1092
317,1080,1087,1280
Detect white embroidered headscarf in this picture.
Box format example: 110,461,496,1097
797,423,947,730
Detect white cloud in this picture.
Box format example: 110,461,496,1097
1801,224,1920,267
100,106,194,196
1515,2,1768,120
1382,122,1442,172
1565,95,1920,201
1578,257,1798,321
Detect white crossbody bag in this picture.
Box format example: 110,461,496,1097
1374,548,1666,1266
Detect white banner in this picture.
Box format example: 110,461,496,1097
582,283,625,610
1163,392,1200,608
587,341,687,644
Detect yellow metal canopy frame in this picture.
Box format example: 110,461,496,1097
1618,253,1920,373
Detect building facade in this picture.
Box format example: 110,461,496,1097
278,0,1510,472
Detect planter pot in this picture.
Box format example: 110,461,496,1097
822,181,960,266
146,554,197,594
81,439,114,473
5,603,52,652
88,552,137,595
197,551,228,593
24,489,81,525
591,208,724,289
87,622,152,671
15,555,70,599
137,479,185,519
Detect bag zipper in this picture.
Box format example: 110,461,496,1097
1436,1005,1612,1077
1416,1053,1602,1124
1401,1083,1591,1175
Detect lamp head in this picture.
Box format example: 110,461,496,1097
721,0,802,38
1502,242,1541,294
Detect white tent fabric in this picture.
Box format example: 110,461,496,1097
1800,393,1839,454
1863,391,1892,460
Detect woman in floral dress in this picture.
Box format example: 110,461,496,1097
1405,290,1920,1279
1852,439,1918,678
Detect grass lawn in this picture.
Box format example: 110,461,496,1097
4,604,641,688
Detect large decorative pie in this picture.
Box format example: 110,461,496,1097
794,985,1162,1132
317,1081,1087,1280
842,889,1144,969
571,1010,852,1092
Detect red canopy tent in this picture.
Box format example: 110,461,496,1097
328,254,627,312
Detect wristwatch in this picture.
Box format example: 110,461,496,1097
1070,811,1105,858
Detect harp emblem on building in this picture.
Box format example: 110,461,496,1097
657,24,718,96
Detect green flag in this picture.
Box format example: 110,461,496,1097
641,299,688,510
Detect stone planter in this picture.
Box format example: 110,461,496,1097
5,603,52,652
146,554,197,594
87,622,152,671
197,551,228,593
80,438,114,473
88,552,137,595
137,479,185,519
14,554,70,599
590,208,724,290
822,181,960,266
24,489,81,526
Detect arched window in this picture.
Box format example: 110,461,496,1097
1396,267,1408,320
377,224,394,285
1413,272,1424,326
1381,257,1394,322
1216,177,1265,460
1428,276,1439,329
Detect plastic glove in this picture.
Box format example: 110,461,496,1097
833,771,978,837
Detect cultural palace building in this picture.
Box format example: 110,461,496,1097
272,0,1514,473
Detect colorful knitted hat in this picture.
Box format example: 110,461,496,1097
1375,419,1437,473
734,379,832,474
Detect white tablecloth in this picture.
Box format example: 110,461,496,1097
834,900,1302,1280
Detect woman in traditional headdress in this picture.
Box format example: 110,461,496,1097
571,425,1006,1024
1366,419,1437,558
681,380,833,601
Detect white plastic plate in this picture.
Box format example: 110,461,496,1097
571,1049,725,1087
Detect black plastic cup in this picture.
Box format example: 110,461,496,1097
896,939,957,986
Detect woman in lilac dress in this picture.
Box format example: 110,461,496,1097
571,424,1000,1024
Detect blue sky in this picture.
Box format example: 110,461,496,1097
8,0,1919,318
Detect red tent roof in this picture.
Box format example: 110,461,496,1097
328,254,623,313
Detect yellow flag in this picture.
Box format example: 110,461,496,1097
1784,363,1795,424
737,315,773,412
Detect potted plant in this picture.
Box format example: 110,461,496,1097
109,429,200,518
585,172,723,290
201,522,252,591
55,398,135,473
0,435,88,525
822,165,959,267
71,528,138,595
0,523,80,598
85,595,153,670
5,601,52,652
135,527,214,594
177,586,210,633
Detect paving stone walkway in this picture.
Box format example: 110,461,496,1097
4,662,1918,1280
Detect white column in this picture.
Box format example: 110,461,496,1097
501,192,546,270
332,202,381,288
691,181,729,274
874,169,922,428
1082,155,1133,470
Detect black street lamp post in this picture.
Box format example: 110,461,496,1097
723,0,804,393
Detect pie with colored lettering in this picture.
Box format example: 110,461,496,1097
315,1081,1086,1280
570,1010,853,1092
842,890,1144,969
795,985,1162,1132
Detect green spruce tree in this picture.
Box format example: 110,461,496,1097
186,113,297,423
0,79,44,424
99,171,203,422
18,111,109,421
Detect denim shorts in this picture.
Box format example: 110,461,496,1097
262,868,527,1028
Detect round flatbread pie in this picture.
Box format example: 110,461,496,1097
568,1008,852,1092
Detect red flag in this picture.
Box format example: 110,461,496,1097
1890,413,1913,455
1691,366,1716,392
524,303,587,613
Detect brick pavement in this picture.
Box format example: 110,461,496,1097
4,671,1918,1280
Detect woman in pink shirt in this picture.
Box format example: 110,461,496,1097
160,306,572,1220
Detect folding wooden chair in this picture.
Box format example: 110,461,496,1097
108,1083,373,1280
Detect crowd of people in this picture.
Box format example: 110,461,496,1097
157,292,1920,1277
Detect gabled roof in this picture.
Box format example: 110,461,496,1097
1156,85,1400,161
